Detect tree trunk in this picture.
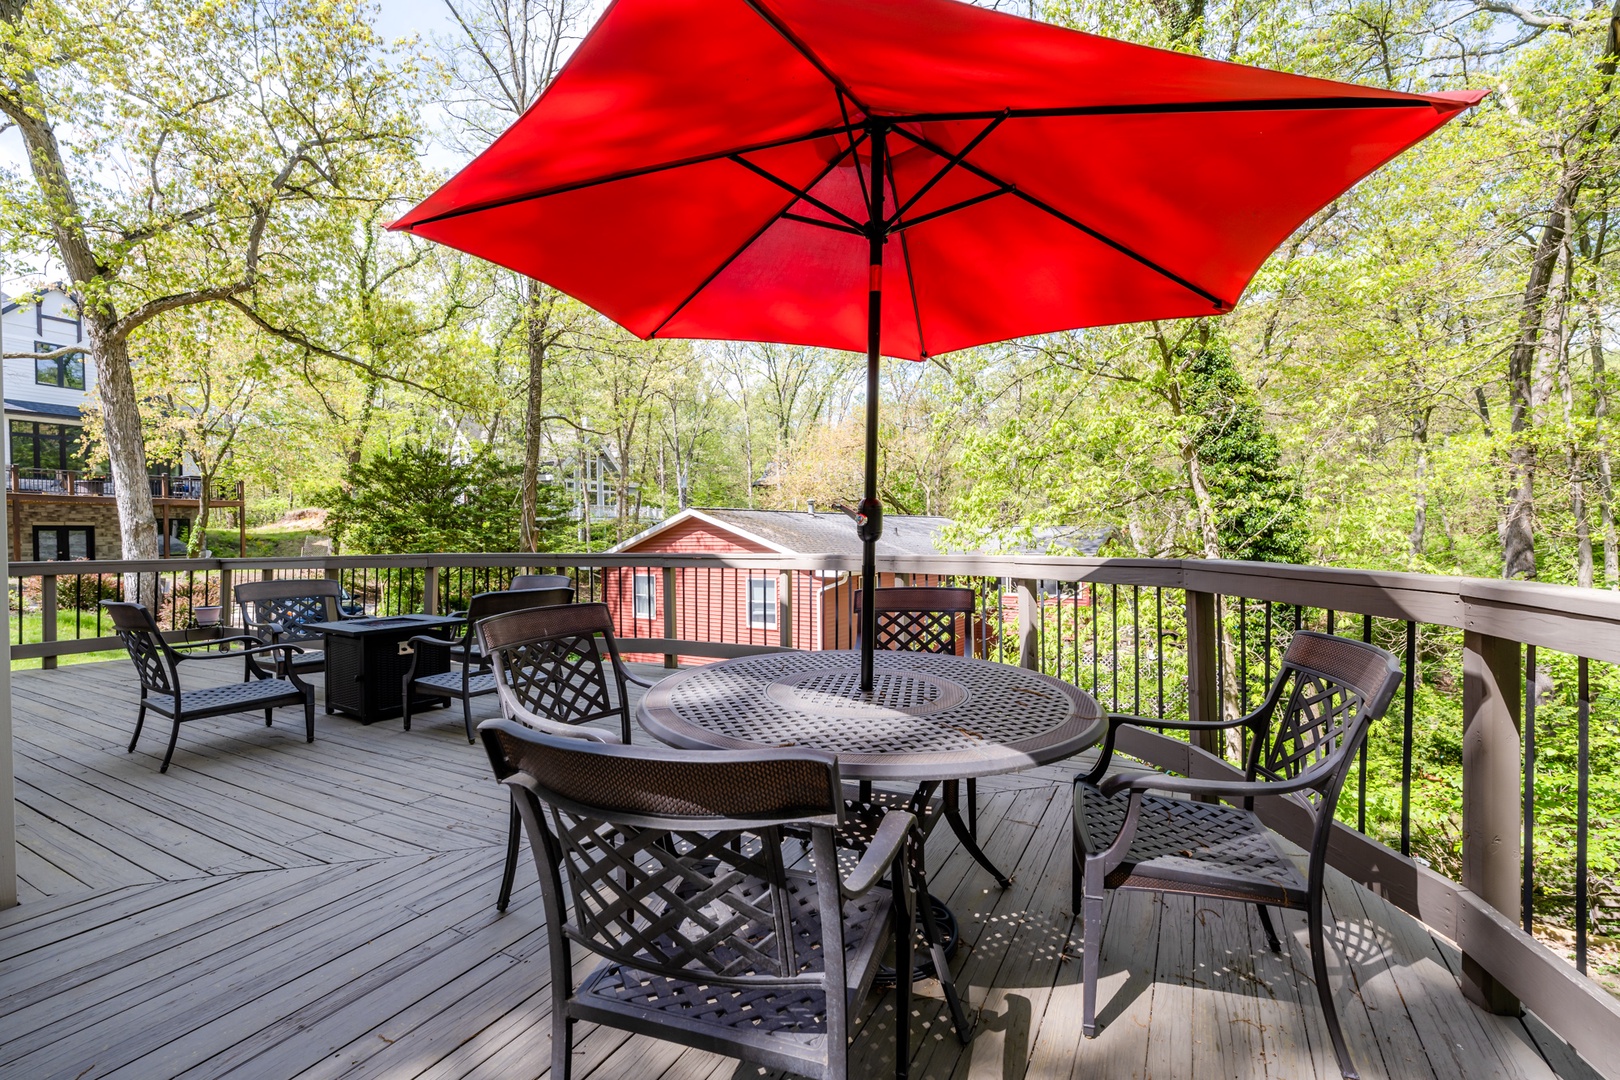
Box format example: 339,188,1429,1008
1411,408,1430,558
88,324,160,562
520,279,555,553
1590,288,1618,589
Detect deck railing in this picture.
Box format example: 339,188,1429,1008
5,467,244,502
6,549,1620,1074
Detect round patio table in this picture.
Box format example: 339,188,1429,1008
639,648,1104,1039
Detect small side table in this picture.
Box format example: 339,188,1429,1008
305,614,465,724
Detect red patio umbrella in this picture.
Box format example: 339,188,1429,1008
392,0,1482,691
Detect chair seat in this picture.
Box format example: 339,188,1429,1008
150,679,307,719
573,866,891,1043
413,670,498,697
1074,782,1308,908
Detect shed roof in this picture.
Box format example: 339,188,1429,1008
613,507,957,556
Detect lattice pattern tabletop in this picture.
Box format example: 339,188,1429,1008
639,651,1103,781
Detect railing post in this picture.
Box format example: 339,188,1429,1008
778,571,793,649
40,572,56,671
1184,589,1221,755
423,565,439,615
1017,578,1039,670
662,566,677,669
219,566,233,629
1461,630,1523,1014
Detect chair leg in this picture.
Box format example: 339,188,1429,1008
304,693,315,743
1309,890,1359,1079
497,799,521,912
402,687,413,731
160,719,182,774
462,693,475,744
893,860,913,1080
1081,860,1106,1037
264,707,274,727
553,1011,574,1080
1256,903,1282,953
128,702,147,752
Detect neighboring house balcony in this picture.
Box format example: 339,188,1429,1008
4,468,247,560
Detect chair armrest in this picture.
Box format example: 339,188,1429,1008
621,669,658,690
180,641,306,663
1093,769,1316,801
405,634,463,651
170,635,266,653
505,710,622,744
841,810,914,898
1078,711,1259,786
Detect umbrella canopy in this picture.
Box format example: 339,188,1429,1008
394,0,1482,687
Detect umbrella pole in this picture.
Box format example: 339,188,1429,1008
858,124,887,693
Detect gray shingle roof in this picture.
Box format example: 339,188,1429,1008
5,399,83,420
626,507,958,556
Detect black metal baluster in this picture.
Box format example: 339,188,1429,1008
1523,644,1536,935
1359,613,1372,834
1110,583,1119,711
1263,601,1273,689
1577,656,1590,975
1090,581,1099,696
1155,588,1165,719
1238,598,1249,712
1132,585,1141,716
1401,621,1416,857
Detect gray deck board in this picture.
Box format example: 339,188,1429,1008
0,659,1583,1079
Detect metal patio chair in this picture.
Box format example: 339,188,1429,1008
477,602,656,911
1072,630,1402,1080
509,573,573,591
478,718,915,1080
853,586,1003,881
400,585,574,742
234,578,356,679
102,601,315,773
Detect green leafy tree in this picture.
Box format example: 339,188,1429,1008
330,443,571,554
0,0,422,557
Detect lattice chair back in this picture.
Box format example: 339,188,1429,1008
481,718,847,989
477,602,633,741
510,573,573,592
233,579,345,645
854,586,976,656
1241,631,1403,819
101,601,177,695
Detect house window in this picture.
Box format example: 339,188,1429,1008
33,526,93,561
9,421,85,472
633,572,657,620
33,342,85,389
747,576,777,630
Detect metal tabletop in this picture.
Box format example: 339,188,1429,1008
638,649,1104,781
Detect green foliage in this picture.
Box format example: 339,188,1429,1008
329,443,571,554
1182,337,1311,563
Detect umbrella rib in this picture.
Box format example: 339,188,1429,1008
647,149,856,339
890,185,1014,233
886,152,930,360
729,154,866,231
888,112,1008,227
737,0,870,115
783,211,865,236
898,96,1452,124
889,125,1228,310
398,123,862,230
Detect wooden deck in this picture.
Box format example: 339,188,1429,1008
0,659,1589,1079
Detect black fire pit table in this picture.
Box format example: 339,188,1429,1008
304,613,466,724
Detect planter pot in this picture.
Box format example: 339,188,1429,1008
193,606,223,627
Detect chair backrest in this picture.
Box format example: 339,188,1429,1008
1243,631,1403,807
510,573,573,592
101,601,177,694
480,718,846,989
477,602,634,739
855,585,976,655
234,579,345,644
466,586,575,625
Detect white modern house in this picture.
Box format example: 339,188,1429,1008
0,285,241,559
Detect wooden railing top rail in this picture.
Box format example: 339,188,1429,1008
14,551,1620,661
